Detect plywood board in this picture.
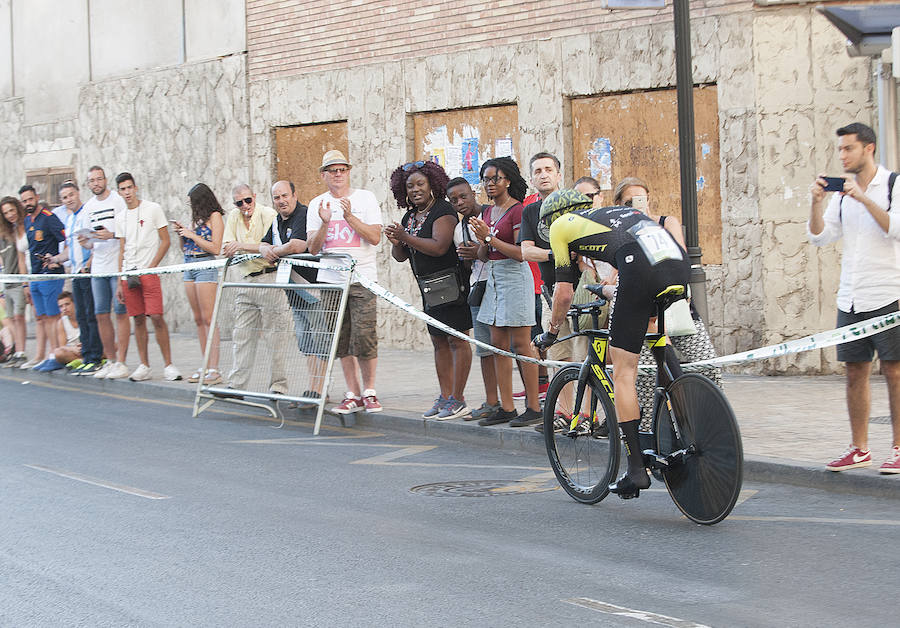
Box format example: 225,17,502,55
412,105,519,203
275,122,349,206
571,87,722,264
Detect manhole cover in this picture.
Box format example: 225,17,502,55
410,480,557,497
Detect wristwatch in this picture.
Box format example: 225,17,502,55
484,235,493,246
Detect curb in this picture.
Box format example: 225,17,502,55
6,368,900,500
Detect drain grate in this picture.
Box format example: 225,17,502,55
410,479,557,497
871,415,891,424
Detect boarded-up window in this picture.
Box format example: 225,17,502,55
412,104,519,203
25,168,77,208
275,122,349,206
571,87,722,264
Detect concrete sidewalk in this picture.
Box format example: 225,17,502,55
5,330,898,499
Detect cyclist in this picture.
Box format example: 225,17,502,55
533,189,690,498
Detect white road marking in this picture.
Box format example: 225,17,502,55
564,597,710,628
24,464,171,500
728,515,900,526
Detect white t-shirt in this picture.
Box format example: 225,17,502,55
82,191,127,274
115,200,169,270
306,189,382,283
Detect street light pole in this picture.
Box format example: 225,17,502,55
673,0,708,321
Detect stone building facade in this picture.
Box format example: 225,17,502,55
0,0,888,372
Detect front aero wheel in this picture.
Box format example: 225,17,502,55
654,373,743,525
543,365,619,504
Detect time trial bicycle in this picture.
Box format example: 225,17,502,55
542,285,743,525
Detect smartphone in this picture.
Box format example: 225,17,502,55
822,176,845,192
631,195,649,212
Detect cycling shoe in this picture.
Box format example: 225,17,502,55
608,470,651,500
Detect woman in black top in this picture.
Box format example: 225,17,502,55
385,161,472,420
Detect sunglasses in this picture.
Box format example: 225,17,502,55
325,166,350,174
585,191,599,199
402,161,426,172
234,197,253,207
481,175,507,184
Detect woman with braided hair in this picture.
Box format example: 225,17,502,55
385,160,473,420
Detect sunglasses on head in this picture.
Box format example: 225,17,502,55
234,197,253,207
402,161,426,172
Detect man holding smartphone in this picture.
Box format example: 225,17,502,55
809,122,900,474
79,166,130,379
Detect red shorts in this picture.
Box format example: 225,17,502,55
121,274,164,316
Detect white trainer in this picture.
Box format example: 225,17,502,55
105,361,129,379
129,364,152,381
93,362,112,378
163,364,182,381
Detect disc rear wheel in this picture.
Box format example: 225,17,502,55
654,373,743,525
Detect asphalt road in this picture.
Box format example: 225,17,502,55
2,376,899,627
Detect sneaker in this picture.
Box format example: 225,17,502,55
826,446,872,471
20,357,41,369
362,389,382,413
92,362,112,379
106,361,130,379
511,383,549,402
187,370,201,383
468,401,500,421
436,397,469,420
163,364,183,381
534,411,571,433
569,414,593,436
35,358,64,372
478,407,518,426
2,352,25,368
539,382,549,402
129,364,152,382
332,393,364,414
509,407,542,427
65,358,83,370
75,362,101,375
423,395,448,419
880,446,900,474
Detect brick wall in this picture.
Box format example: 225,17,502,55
247,0,750,80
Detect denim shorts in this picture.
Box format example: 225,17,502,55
183,255,219,283
470,304,494,358
91,275,127,315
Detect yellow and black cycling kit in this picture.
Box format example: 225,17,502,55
548,206,690,353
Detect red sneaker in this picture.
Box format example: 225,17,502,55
332,394,364,414
879,446,900,474
826,446,872,471
514,383,549,401
363,389,382,413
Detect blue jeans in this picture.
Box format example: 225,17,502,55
73,277,102,363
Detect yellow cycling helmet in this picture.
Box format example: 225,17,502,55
538,189,593,239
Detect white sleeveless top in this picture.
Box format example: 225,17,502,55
61,316,80,346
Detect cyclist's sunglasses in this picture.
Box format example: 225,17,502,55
234,197,253,207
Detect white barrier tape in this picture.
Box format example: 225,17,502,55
685,310,900,368
0,254,353,283
353,273,571,369
354,273,900,373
